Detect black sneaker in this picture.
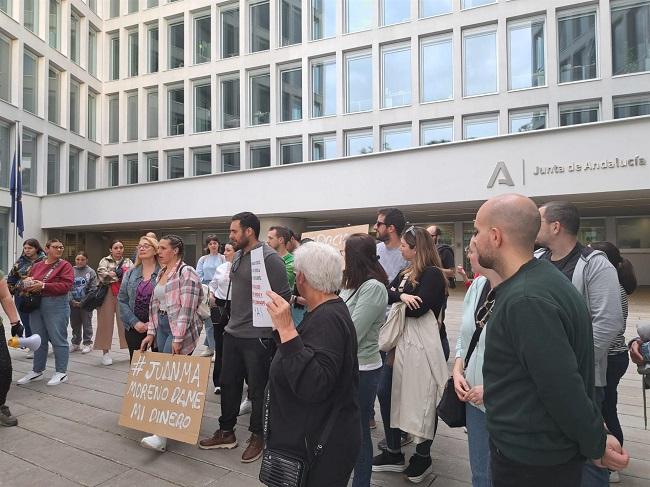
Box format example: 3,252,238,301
0,405,18,427
372,450,406,472
404,455,432,483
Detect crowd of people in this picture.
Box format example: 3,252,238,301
1,198,648,487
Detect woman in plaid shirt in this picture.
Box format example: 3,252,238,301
139,234,204,452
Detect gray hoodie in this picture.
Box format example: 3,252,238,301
535,246,623,387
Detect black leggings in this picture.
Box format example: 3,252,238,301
125,327,148,362
0,324,12,406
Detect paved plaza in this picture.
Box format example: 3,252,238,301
2,288,650,487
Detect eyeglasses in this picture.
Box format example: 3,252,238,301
137,244,153,249
50,245,64,250
475,289,496,328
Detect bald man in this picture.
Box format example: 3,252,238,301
473,194,628,487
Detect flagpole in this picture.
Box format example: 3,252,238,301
12,121,20,263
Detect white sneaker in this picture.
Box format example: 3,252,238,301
70,344,81,352
141,435,167,451
609,471,621,483
200,348,215,357
101,354,113,366
239,398,252,416
47,372,68,386
17,371,43,385
81,345,92,354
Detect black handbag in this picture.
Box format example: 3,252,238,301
18,261,60,313
80,285,109,311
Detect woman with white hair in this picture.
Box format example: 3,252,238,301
264,242,361,487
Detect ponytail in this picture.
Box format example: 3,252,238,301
618,259,637,295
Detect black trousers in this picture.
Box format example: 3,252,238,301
218,332,274,435
125,327,148,362
0,324,12,406
211,304,228,388
490,441,584,487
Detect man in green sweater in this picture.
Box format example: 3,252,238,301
473,193,629,486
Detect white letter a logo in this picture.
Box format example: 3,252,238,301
487,161,515,188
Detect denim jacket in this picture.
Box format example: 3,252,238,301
118,263,160,330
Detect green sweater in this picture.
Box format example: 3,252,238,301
483,259,606,466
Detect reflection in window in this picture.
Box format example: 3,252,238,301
194,82,211,132
127,91,138,141
312,0,336,40
49,0,61,49
221,7,240,58
146,153,159,181
128,30,139,76
169,21,184,69
421,36,453,102
250,72,270,125
195,15,211,64
107,157,119,187
147,89,158,138
0,36,9,102
23,51,38,113
420,0,452,18
108,93,119,143
346,52,372,113
25,0,38,32
613,94,650,119
463,114,498,139
168,86,185,136
280,68,302,122
617,217,650,248
69,79,80,134
578,218,606,245
48,67,60,124
167,151,184,179
87,154,97,190
463,29,497,96
382,125,411,151
421,119,453,145
346,0,373,33
88,92,97,141
281,0,302,46
280,139,303,164
148,26,159,73
559,102,599,126
346,130,373,155
109,34,119,80
221,145,240,172
558,12,597,83
611,2,650,75
193,150,212,176
311,133,336,160
250,1,270,52
47,139,60,194
382,45,411,108
383,0,410,26
22,131,38,193
250,142,271,168
509,108,547,133
312,59,336,117
126,155,138,184
462,0,495,8
221,76,240,129
70,12,80,63
508,19,545,90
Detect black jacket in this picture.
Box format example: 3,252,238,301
267,298,360,487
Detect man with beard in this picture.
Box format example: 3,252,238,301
374,208,407,283
474,194,628,486
199,212,291,463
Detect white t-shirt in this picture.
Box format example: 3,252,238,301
208,261,232,300
376,242,408,283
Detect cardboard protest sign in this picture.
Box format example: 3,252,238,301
251,245,274,328
301,224,370,252
119,351,211,444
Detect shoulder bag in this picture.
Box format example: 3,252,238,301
18,261,60,313
80,284,109,311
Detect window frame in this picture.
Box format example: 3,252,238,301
556,8,600,84
462,112,499,140
193,79,212,133
462,25,498,98
194,13,212,65
278,137,303,164
279,64,303,122
381,123,412,151
507,16,547,91
249,69,271,126
420,118,454,145
381,42,412,109
345,128,374,156
345,49,373,114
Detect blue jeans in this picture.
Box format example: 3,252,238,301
156,313,173,354
602,352,629,446
353,368,381,487
29,295,70,373
581,387,608,487
203,317,215,349
467,404,492,487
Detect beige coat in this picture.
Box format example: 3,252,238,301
379,303,448,441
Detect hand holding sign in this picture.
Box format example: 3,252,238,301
266,291,298,343
251,246,273,327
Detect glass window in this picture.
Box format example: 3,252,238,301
614,94,650,118
193,149,211,176
23,51,38,113
558,12,597,83
108,93,119,143
346,52,372,113
128,0,138,14
383,0,410,26
463,29,497,96
167,151,184,179
617,217,650,248
250,1,270,53
421,119,453,145
22,130,38,193
346,130,373,155
146,153,159,181
109,33,120,80
69,79,80,134
87,154,97,190
508,19,546,90
49,0,61,49
463,114,498,139
462,0,495,8
147,89,158,138
69,147,80,192
559,101,599,126
578,218,606,245
70,12,80,63
221,145,240,172
47,139,60,194
24,0,39,33
0,121,8,188
109,0,119,18
127,91,138,141
128,30,139,77
382,125,411,151
126,155,138,184
147,0,158,7
311,133,336,160
107,157,119,187
221,75,240,129
420,0,452,18
281,0,302,46
346,0,373,33
280,138,303,164
311,0,336,40
89,0,97,12
612,2,650,75
250,142,271,168
48,67,60,124
88,92,97,141
148,26,159,73
88,28,98,76
0,35,9,102
195,15,211,64
421,36,453,102
194,82,211,132
221,7,240,58
250,72,270,125
382,44,411,108
168,86,184,136
509,108,547,133
169,21,184,69
311,58,336,117
280,67,302,122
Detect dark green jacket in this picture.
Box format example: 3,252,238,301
483,259,606,465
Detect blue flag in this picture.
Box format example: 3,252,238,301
10,133,24,238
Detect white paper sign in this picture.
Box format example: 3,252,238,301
251,246,273,327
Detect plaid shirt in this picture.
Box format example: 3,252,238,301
148,260,203,355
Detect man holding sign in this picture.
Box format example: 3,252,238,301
199,212,291,464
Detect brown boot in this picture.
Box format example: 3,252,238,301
241,433,264,463
198,429,238,450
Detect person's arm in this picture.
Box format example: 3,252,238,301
0,279,20,323
88,269,99,293
509,297,607,460
587,262,624,367
196,256,206,282
208,264,222,295
266,253,291,302
348,282,387,345
6,263,20,294
41,263,74,296
118,270,138,330
97,257,112,283
404,267,446,318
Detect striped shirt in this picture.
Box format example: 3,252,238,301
608,285,629,355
